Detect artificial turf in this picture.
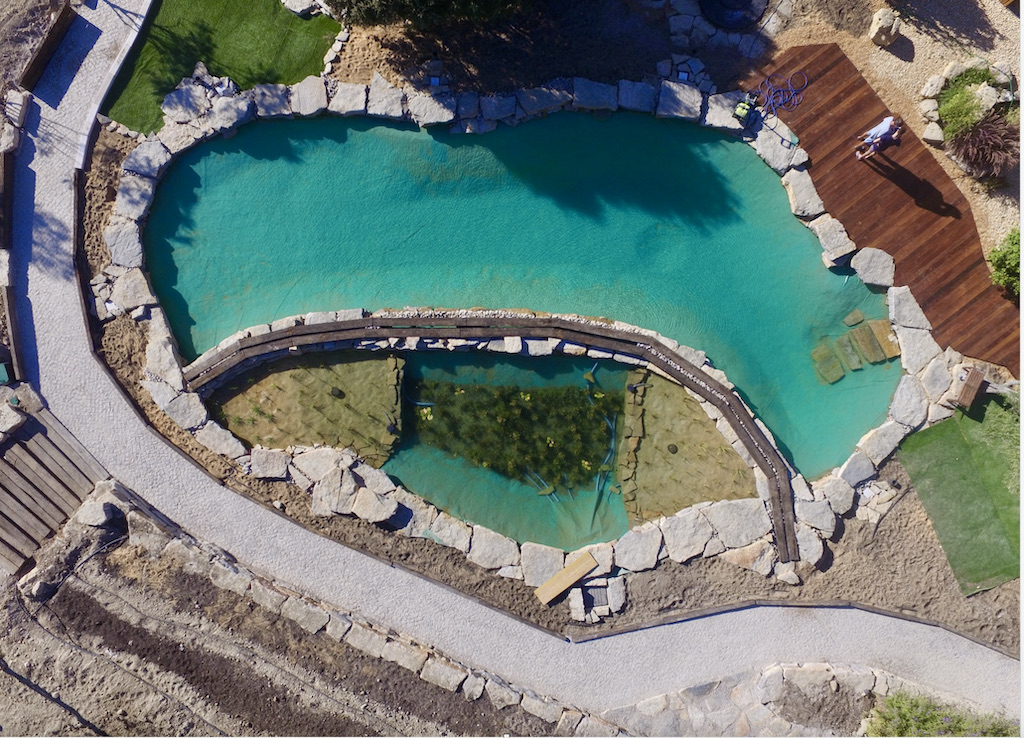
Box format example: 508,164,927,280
101,0,339,134
898,395,1020,596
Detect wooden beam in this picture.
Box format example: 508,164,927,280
534,552,598,606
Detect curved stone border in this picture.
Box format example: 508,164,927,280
89,62,979,600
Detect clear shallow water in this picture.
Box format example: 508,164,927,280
146,113,901,477
386,354,630,550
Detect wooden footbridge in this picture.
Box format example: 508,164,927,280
0,408,109,575
185,312,802,563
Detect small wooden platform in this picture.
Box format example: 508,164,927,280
954,366,987,409
0,408,109,575
742,44,1019,377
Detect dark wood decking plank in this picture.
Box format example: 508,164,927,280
741,44,1019,375
21,432,94,500
0,461,64,529
3,445,80,514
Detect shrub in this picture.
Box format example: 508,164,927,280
989,226,1020,300
322,0,523,28
937,68,995,139
946,111,1020,177
866,691,1019,737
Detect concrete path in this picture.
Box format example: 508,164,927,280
10,0,1020,723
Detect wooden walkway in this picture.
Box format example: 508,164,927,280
0,408,109,575
742,44,1019,377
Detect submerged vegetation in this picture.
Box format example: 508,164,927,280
408,379,623,493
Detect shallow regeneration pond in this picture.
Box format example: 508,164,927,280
145,112,901,477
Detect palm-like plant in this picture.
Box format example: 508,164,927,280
947,111,1021,178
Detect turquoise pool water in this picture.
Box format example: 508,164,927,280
385,353,630,550
145,112,901,477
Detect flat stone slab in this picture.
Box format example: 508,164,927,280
381,638,429,672
794,499,836,537
428,511,472,552
857,419,911,465
208,95,254,132
617,80,656,113
747,117,799,174
480,94,517,120
311,466,358,516
103,217,143,268
467,525,520,569
573,78,617,110
161,83,211,122
420,657,469,692
114,175,157,221
392,487,438,537
613,521,663,572
520,542,565,587
109,268,157,311
290,75,328,117
702,90,746,132
720,538,776,576
516,86,572,116
249,579,286,613
839,450,876,487
329,83,367,116
292,447,346,482
521,694,563,723
280,596,329,633
656,80,702,121
660,508,714,563
122,140,172,179
796,524,824,566
851,247,895,287
163,392,208,430
156,121,200,155
351,487,399,523
485,677,521,709
367,72,405,118
250,448,289,479
195,420,246,459
702,499,771,549
806,214,855,258
782,168,825,219
920,356,952,402
813,475,855,516
888,285,931,329
345,622,387,657
889,374,928,429
893,325,942,375
252,83,292,118
407,92,456,126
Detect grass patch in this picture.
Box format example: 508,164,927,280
866,691,1019,736
937,68,995,139
898,394,1020,595
102,0,339,134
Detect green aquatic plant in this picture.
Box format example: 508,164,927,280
408,380,623,492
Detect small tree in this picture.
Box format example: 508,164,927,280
989,227,1020,301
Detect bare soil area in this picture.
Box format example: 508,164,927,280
0,536,553,736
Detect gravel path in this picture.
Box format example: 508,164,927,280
8,0,1021,722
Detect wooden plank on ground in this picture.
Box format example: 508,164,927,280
534,552,598,605
0,537,25,575
23,431,94,499
35,409,108,483
0,508,38,557
0,456,68,524
0,485,50,542
3,445,80,514
955,366,986,409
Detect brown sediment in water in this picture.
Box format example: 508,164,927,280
208,351,403,467
621,369,755,526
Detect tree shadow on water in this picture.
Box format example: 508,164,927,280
429,112,743,230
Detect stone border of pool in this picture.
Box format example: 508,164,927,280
87,66,972,611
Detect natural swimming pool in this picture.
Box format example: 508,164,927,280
145,112,901,478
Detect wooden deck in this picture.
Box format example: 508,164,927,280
742,44,1019,377
0,408,109,574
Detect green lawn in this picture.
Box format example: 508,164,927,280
102,0,339,134
899,394,1020,596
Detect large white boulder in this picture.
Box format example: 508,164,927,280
702,499,772,549
656,80,703,121
659,508,714,562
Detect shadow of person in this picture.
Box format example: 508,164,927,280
864,152,961,218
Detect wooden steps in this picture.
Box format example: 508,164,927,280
0,409,109,575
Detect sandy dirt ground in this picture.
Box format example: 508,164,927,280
0,0,1019,732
